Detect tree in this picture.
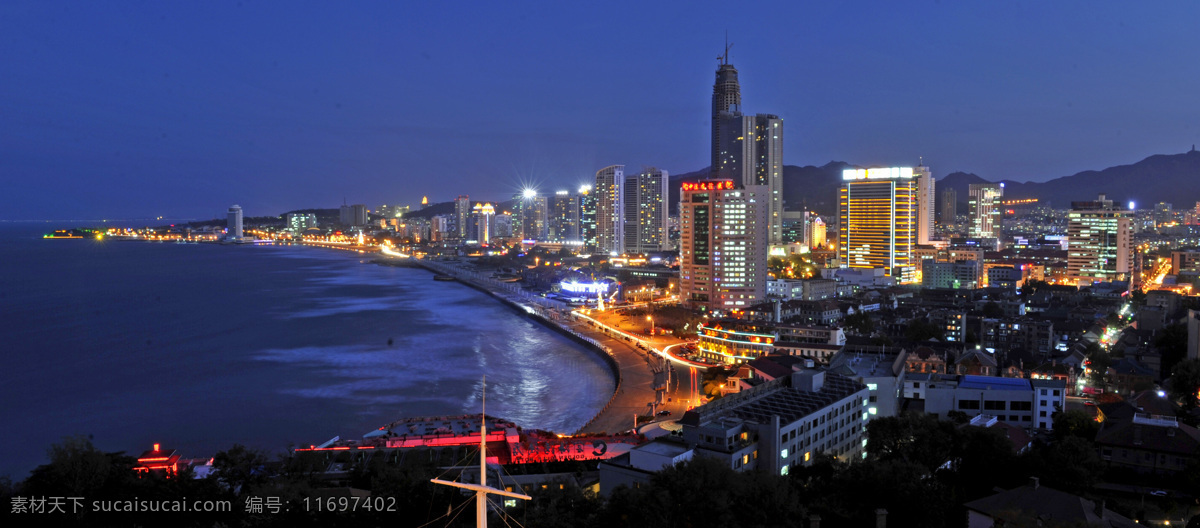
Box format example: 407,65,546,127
1168,358,1200,409
1023,436,1104,494
844,311,874,336
1156,322,1189,377
1052,410,1100,442
21,435,133,498
1086,348,1113,389
599,456,807,528
904,317,943,342
866,413,960,472
212,444,269,495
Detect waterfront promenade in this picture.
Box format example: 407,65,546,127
392,255,693,435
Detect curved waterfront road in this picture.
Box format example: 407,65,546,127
386,253,698,436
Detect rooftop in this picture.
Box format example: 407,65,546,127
958,375,1031,391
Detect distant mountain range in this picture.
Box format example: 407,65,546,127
669,149,1200,216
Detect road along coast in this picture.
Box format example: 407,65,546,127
377,255,674,435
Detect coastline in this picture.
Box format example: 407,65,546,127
374,255,668,435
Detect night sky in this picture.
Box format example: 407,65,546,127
3,1,1198,221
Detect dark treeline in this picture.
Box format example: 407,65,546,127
3,412,1198,527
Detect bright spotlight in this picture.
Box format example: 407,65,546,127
522,188,537,199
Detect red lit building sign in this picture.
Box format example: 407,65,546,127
681,180,735,192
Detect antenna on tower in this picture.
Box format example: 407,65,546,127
720,32,734,65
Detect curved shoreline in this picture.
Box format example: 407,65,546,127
374,256,664,435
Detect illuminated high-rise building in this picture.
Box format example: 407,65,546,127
711,49,741,176
807,215,826,249
513,191,548,241
594,165,624,254
622,168,670,253
968,183,1003,240
548,191,580,242
680,179,768,313
471,203,496,244
838,168,918,283
715,112,783,246
1067,194,1132,286
914,163,934,244
454,195,471,239
227,205,243,239
579,185,597,249
710,48,783,246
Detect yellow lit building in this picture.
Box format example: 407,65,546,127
838,168,918,283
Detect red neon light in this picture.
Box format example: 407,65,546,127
682,180,734,192
138,457,170,462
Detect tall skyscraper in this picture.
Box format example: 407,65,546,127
579,184,597,249
514,191,548,241
548,190,580,242
941,188,958,226
968,183,1003,240
454,195,471,239
838,168,918,283
471,203,496,244
227,205,243,239
680,179,768,313
914,163,935,245
710,51,783,246
339,204,368,227
594,165,624,254
711,49,741,175
1068,194,1132,286
807,215,826,249
715,113,784,246
621,168,670,253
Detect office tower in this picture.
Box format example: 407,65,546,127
454,195,471,239
711,49,741,175
548,190,580,242
513,191,547,241
430,215,453,241
594,165,624,254
680,179,768,313
968,183,1003,240
914,164,934,244
421,196,430,209
715,112,784,246
286,213,318,232
781,211,806,244
471,203,496,244
339,204,368,227
807,215,826,249
1067,193,1132,286
622,167,670,253
838,168,918,283
579,185,597,248
941,188,958,226
1154,202,1173,227
494,213,513,238
227,205,243,239
709,50,783,246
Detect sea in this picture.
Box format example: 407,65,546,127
0,222,615,479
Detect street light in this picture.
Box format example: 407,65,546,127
647,315,653,335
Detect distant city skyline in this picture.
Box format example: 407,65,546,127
3,2,1199,220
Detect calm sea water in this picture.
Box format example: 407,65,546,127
0,223,614,479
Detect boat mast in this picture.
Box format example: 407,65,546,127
430,376,530,528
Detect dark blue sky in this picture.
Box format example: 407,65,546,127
3,1,1198,220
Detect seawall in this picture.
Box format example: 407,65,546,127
376,257,625,433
